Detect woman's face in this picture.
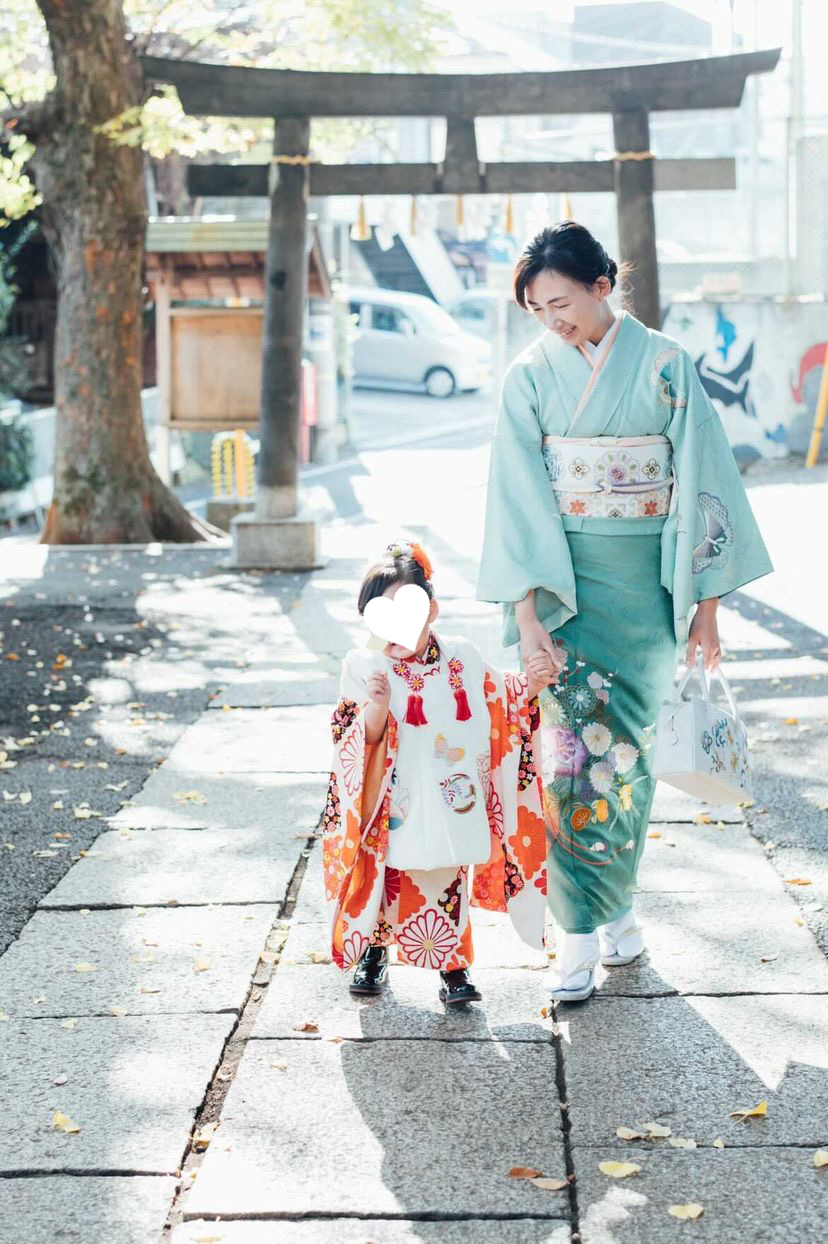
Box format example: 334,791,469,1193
524,269,611,347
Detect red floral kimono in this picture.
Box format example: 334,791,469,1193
322,633,548,971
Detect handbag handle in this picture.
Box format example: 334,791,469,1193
673,651,741,722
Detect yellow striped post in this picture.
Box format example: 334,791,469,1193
805,342,828,468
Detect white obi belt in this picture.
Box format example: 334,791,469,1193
542,434,674,519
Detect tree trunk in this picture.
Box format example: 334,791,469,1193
31,0,217,544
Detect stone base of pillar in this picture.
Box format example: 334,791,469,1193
206,497,255,532
230,512,325,571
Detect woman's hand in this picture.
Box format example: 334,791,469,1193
526,651,560,697
516,595,567,685
686,597,721,671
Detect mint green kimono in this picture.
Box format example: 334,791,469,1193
477,311,772,933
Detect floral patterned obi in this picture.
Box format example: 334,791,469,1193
541,434,674,520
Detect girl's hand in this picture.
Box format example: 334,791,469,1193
518,616,567,681
687,598,721,671
526,651,559,697
365,671,391,708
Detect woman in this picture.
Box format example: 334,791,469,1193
477,221,772,1002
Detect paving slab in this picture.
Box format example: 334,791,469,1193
636,821,778,894
211,654,341,708
649,784,743,824
0,904,276,1017
597,889,828,997
0,1174,178,1244
183,1039,566,1220
1,1013,235,1172
39,829,301,908
561,994,828,1148
282,919,551,972
252,961,552,1041
574,1146,828,1244
160,707,331,775
173,1219,571,1244
110,770,325,833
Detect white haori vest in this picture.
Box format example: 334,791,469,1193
343,634,492,871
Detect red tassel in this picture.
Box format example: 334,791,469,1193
454,688,472,721
405,693,427,726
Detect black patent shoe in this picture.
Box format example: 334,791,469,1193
349,945,389,997
438,968,483,1006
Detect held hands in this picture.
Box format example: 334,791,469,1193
526,651,561,697
686,598,721,672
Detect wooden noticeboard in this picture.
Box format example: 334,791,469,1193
163,306,263,431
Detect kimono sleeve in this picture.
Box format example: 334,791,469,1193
662,349,773,640
476,360,577,648
471,662,547,951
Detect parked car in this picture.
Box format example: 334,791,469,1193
347,287,492,398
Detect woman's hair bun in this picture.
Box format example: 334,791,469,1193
607,257,618,278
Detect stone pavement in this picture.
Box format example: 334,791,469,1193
1,470,828,1242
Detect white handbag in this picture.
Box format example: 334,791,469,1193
652,654,752,805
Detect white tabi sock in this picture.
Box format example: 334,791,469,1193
554,930,600,988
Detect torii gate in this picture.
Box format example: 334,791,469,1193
145,49,780,569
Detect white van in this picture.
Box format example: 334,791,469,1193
348,287,492,398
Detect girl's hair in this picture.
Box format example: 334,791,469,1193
357,550,434,615
513,221,619,309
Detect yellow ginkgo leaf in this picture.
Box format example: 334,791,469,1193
193,958,211,973
60,1018,78,1029
73,962,97,973
693,813,713,824
669,1204,704,1220
668,1137,697,1149
730,1099,768,1120
639,1122,672,1138
783,878,812,886
52,1110,81,1134
616,1126,646,1140
192,1121,218,1150
813,1149,828,1168
599,1161,641,1179
531,1177,568,1191
712,1138,725,1149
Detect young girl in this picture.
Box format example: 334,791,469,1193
322,539,561,1005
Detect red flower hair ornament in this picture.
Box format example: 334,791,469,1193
386,539,433,583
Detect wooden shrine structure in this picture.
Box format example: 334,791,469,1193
144,49,780,569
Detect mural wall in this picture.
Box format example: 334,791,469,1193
662,299,827,463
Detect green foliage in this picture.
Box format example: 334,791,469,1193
0,416,34,491
0,220,35,401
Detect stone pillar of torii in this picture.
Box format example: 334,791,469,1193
144,49,780,571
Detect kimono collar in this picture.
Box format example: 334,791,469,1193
399,630,440,666
540,310,650,437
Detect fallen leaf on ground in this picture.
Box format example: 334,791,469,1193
712,1138,725,1149
174,789,208,804
508,1166,542,1179
616,1126,646,1140
669,1204,704,1220
52,1110,81,1134
139,985,161,995
73,963,97,973
306,951,332,964
760,953,779,963
53,1074,68,1086
193,958,211,973
783,717,799,726
693,813,713,824
647,831,662,839
813,1150,828,1168
730,1099,768,1121
192,1121,218,1150
639,1122,672,1138
270,1062,288,1071
110,1006,126,1016
599,1161,641,1179
60,1018,78,1029
259,950,278,964
783,878,812,886
293,1021,319,1033
531,1177,568,1191
668,1137,697,1149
